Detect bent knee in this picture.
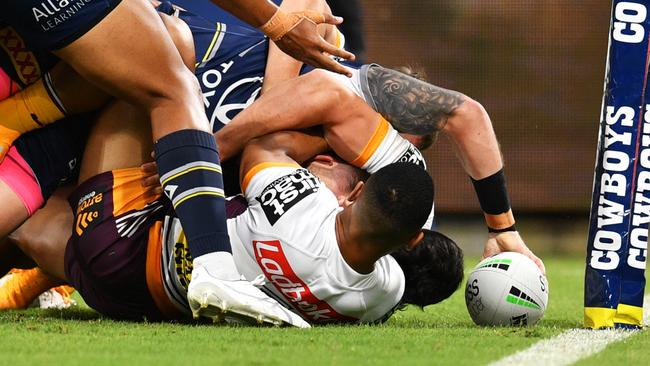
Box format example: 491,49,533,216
159,13,196,71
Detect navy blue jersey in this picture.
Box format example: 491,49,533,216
175,5,270,133
173,1,360,135
2,0,122,51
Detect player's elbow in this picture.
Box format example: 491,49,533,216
444,97,493,138
304,69,357,116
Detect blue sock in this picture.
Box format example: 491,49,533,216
154,129,230,258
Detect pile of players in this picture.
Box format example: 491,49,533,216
0,0,544,327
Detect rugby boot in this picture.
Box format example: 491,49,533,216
0,124,20,163
187,264,310,328
0,268,57,309
35,286,77,309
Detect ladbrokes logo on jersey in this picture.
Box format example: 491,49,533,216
398,145,427,170
256,169,320,225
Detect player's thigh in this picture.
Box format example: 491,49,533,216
11,187,74,281
78,100,153,183
53,0,207,137
0,180,29,240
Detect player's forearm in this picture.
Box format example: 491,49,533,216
239,130,328,181
216,70,347,160
442,99,503,179
364,65,465,136
210,0,278,28
443,99,518,232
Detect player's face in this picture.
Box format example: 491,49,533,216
306,155,358,206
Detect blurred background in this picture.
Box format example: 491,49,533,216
341,0,612,256
181,0,612,256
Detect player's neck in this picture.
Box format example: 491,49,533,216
335,211,381,274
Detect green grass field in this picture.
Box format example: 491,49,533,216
0,256,647,366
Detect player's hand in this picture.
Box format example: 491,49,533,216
140,161,162,195
482,231,546,275
273,12,356,77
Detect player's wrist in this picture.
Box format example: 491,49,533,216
471,169,516,233
260,8,325,42
259,8,298,41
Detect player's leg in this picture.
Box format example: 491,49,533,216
48,0,248,314
0,187,76,310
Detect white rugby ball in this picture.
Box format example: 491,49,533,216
465,252,548,326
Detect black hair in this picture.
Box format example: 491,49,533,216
390,230,464,307
362,163,434,237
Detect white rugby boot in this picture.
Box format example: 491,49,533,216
187,252,310,328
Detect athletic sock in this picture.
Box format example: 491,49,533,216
154,129,231,262
0,75,65,134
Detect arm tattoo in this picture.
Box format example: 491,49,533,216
365,65,465,135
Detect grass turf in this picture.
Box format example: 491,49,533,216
0,256,646,366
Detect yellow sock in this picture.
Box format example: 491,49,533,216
0,78,65,134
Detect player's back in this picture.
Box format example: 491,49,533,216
229,166,405,324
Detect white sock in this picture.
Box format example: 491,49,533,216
193,252,240,281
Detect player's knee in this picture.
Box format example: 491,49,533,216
159,13,196,71
9,228,49,268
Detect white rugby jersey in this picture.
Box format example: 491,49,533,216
228,164,405,324
156,164,406,323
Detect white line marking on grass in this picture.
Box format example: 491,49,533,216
488,294,649,366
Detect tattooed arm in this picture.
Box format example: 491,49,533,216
365,65,464,136
365,64,500,179
366,64,544,273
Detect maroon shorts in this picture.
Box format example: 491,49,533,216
64,168,250,320
64,168,167,321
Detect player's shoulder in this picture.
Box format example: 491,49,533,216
244,165,338,227
360,255,405,323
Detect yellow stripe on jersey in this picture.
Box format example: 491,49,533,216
241,162,301,193
350,116,390,168
196,22,222,67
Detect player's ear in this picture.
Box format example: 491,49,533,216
342,181,364,207
405,230,425,251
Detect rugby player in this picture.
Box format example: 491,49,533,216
1,0,540,310
0,0,360,310
8,91,460,324
1,0,354,325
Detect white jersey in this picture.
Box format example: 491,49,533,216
157,165,405,323
229,164,405,324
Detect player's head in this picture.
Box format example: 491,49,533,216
352,162,434,250
307,154,369,205
391,230,464,307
